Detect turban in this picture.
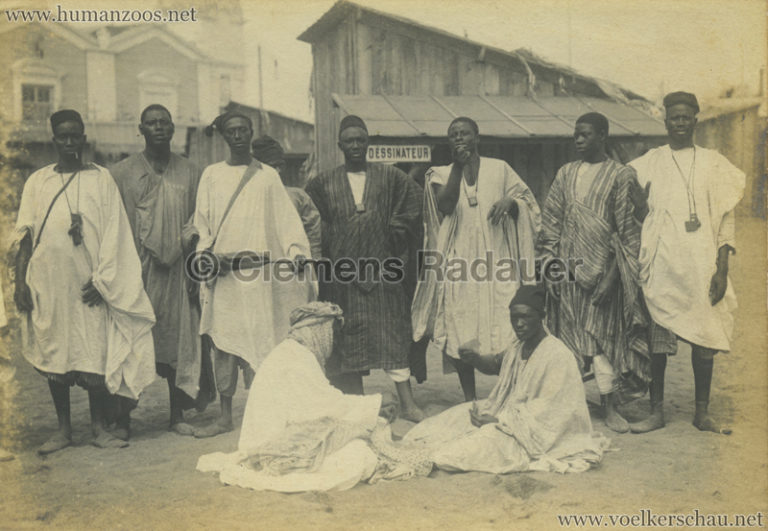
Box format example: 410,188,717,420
339,115,368,134
448,116,479,135
205,111,253,137
576,112,609,136
663,91,700,113
289,301,344,331
251,135,285,165
50,109,84,132
508,284,546,314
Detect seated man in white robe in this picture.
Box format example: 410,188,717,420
404,285,607,474
197,302,431,492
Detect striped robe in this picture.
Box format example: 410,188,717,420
305,163,421,374
537,159,649,383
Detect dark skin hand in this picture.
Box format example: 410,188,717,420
592,258,619,306
709,245,731,305
291,254,308,273
81,278,103,307
435,120,478,217
629,179,651,222
14,231,33,312
487,197,519,225
469,401,498,427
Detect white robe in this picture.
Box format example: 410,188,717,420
14,164,156,399
194,161,316,369
411,157,541,365
630,145,744,351
197,338,382,492
404,336,607,474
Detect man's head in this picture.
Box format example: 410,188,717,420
206,111,254,153
574,112,608,159
288,302,345,369
50,109,86,163
447,116,480,155
663,91,699,147
508,285,546,342
338,115,369,164
139,104,174,148
252,135,286,176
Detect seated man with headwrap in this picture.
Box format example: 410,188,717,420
251,135,322,260
404,285,607,474
197,302,432,492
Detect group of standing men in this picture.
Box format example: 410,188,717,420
12,88,743,455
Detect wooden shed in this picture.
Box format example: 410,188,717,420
696,98,765,217
299,1,667,202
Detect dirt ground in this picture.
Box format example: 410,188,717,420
0,216,765,530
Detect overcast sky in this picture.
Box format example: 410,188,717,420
241,0,766,123
25,0,765,123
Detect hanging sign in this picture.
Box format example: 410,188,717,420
366,145,431,163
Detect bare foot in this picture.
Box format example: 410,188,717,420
38,433,72,455
605,407,630,433
92,431,129,449
401,407,425,423
193,420,233,439
171,422,195,436
693,414,732,435
0,448,15,462
629,409,665,434
112,427,130,442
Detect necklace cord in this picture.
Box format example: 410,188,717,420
670,148,697,218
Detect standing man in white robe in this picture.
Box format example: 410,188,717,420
411,117,540,401
13,109,156,453
191,111,314,438
628,92,744,434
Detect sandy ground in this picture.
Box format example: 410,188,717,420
0,216,765,530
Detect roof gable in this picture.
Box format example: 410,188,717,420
299,1,652,105
0,21,97,50
105,26,205,60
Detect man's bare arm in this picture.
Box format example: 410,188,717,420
14,231,34,312
434,162,464,216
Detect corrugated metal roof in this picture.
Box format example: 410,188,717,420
332,94,666,138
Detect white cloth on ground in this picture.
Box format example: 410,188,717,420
404,335,607,474
197,338,382,492
630,145,744,351
13,164,156,398
194,161,316,370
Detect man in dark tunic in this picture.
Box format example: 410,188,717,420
305,115,424,421
111,104,214,437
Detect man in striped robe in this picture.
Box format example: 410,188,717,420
305,115,424,422
537,112,649,433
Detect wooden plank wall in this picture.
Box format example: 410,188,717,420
312,13,580,174
697,107,765,216
309,11,669,200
